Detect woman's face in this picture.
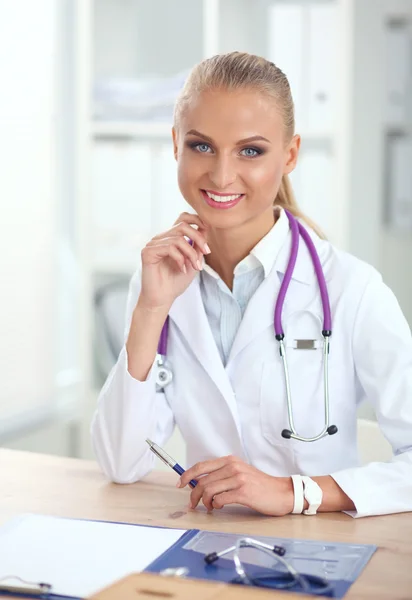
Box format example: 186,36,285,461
173,88,300,230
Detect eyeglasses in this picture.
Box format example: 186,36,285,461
204,537,333,596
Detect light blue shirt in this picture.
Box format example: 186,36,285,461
199,207,289,365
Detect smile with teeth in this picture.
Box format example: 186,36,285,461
204,191,244,203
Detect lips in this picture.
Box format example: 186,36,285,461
201,189,244,210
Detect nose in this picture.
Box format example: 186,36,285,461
208,154,237,190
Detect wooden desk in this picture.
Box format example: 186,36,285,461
1,448,411,599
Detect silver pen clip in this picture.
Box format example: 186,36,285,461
146,438,175,469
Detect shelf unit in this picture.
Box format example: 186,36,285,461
93,121,173,140
68,0,412,458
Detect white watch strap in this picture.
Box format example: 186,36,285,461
301,476,323,515
291,474,304,514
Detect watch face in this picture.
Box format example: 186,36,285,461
302,477,323,511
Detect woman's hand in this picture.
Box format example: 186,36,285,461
139,213,210,311
177,455,294,516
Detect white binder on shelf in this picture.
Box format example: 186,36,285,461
307,3,337,135
385,23,412,129
267,3,337,137
292,149,334,239
152,143,188,233
387,135,412,230
91,140,153,273
92,140,152,234
268,4,305,133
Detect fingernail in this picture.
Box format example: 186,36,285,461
196,260,202,271
182,264,187,274
176,479,182,488
204,243,211,254
187,502,193,510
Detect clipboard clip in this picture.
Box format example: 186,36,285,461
0,575,52,597
160,567,189,578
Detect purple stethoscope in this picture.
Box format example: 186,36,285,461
155,210,338,443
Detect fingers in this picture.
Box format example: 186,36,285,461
189,474,248,511
212,490,242,510
186,462,243,493
154,221,210,256
141,241,187,273
146,237,202,272
179,456,238,488
173,212,208,233
144,213,210,277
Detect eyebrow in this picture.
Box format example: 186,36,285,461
185,129,271,145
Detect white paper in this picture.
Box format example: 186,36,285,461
0,514,187,598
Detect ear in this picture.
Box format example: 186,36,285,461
283,134,301,175
172,127,179,161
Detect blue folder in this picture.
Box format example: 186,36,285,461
145,528,376,598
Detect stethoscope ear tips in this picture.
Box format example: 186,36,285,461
281,429,293,439
327,425,338,435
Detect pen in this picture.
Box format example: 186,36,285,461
0,577,52,597
146,439,198,488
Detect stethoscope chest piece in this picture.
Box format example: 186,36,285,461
156,354,173,388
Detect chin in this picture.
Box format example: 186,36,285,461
202,209,253,230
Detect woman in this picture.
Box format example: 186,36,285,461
91,52,412,518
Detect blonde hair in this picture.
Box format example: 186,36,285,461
174,51,324,238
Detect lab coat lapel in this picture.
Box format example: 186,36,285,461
168,277,241,432
228,230,318,364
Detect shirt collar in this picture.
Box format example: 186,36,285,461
249,205,289,278
203,206,289,281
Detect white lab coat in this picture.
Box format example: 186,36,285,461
91,226,412,517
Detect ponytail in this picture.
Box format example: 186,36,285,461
275,174,325,239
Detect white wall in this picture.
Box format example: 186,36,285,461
0,1,57,427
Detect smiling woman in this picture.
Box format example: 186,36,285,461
91,52,412,521
173,54,322,236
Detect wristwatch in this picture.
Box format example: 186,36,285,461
301,476,323,515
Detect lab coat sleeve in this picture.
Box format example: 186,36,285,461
330,272,412,517
90,269,175,484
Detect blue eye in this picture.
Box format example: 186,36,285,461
240,147,262,157
194,143,211,153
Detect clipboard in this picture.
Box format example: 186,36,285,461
88,573,227,600
0,515,377,599
88,572,282,600
0,578,76,600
